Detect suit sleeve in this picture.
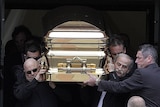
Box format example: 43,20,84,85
98,70,143,93
14,78,38,101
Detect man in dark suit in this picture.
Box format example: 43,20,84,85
85,44,160,107
93,34,127,107
12,41,72,107
101,53,134,107
14,58,72,107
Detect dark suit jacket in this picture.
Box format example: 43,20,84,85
102,72,130,107
98,63,160,107
13,67,72,107
91,72,130,107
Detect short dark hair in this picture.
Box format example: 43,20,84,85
118,33,130,48
12,25,32,40
108,34,125,48
24,40,41,54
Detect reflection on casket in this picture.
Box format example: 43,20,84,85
43,21,108,82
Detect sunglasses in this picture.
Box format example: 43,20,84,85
26,68,38,74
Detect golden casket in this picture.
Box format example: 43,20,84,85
43,21,108,82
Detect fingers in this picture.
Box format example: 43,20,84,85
83,74,98,86
107,56,113,64
35,68,47,82
103,56,114,73
107,63,115,72
49,81,56,89
38,68,47,75
37,58,42,64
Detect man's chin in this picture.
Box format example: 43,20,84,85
27,77,34,82
137,65,143,68
116,72,122,77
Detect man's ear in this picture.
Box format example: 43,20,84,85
147,55,153,63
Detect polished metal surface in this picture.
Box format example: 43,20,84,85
43,21,108,82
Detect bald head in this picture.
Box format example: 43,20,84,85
127,96,146,107
23,58,40,82
23,58,39,71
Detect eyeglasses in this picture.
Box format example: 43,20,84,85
26,68,38,74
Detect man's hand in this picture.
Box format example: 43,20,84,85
49,81,56,89
35,68,46,82
84,74,98,86
107,63,115,72
104,56,114,73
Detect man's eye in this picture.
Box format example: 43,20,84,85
116,62,121,66
137,57,142,59
122,65,127,69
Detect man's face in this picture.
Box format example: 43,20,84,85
15,32,27,52
109,45,126,59
114,56,130,77
135,51,148,68
24,60,40,82
25,51,41,61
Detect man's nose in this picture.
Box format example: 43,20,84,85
118,65,123,70
31,71,34,75
135,59,138,63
